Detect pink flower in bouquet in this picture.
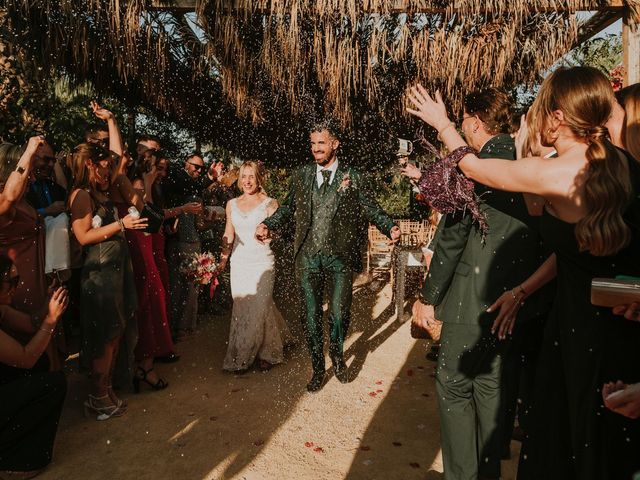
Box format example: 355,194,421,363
181,252,218,284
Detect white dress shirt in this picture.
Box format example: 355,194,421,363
316,160,339,188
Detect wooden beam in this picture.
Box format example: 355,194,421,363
622,7,640,85
148,0,627,14
576,10,623,45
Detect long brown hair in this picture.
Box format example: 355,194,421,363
617,83,640,162
529,66,632,256
0,143,25,184
70,143,112,191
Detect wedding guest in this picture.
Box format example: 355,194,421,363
26,141,67,220
69,142,147,419
0,138,48,316
124,150,202,384
220,161,285,372
0,137,68,372
147,154,180,363
614,82,640,160
0,255,68,478
257,120,401,392
403,88,548,478
406,66,640,480
164,153,211,341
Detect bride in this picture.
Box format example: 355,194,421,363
219,161,286,372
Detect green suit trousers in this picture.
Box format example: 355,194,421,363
296,253,353,374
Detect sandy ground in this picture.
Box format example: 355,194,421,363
40,275,520,480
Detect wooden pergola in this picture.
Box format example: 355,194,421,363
3,1,639,165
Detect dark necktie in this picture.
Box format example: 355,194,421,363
320,170,331,195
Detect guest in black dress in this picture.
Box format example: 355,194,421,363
0,255,68,477
405,66,640,479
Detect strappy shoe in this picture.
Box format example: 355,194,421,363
106,385,127,409
83,394,126,421
133,366,168,393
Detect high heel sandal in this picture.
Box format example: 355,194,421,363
106,385,127,409
83,394,126,421
133,366,168,393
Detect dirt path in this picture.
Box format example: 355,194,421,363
41,278,520,480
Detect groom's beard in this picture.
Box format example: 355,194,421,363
315,153,336,167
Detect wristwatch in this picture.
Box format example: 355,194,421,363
14,166,25,174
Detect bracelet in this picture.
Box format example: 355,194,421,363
117,219,125,233
40,326,54,334
437,122,456,140
517,284,528,297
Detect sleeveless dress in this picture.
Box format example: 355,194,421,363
518,156,640,479
79,199,137,369
0,199,46,315
116,204,174,361
222,197,285,371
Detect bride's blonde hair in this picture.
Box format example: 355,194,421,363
237,161,267,193
529,66,632,256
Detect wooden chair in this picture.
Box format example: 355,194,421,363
366,225,395,282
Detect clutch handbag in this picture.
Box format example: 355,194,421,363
591,277,640,308
141,203,165,234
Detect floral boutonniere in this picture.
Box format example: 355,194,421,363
338,172,351,192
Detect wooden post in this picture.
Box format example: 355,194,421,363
195,138,202,153
623,7,640,86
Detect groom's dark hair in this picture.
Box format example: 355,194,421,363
309,117,341,140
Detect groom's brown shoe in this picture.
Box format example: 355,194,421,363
306,372,326,392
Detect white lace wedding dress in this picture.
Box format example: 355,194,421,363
223,197,285,371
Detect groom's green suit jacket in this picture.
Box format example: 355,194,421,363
263,162,396,272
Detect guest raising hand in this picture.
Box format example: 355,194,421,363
406,67,640,480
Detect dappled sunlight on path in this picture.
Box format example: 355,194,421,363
41,279,519,479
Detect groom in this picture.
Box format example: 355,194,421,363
256,120,400,392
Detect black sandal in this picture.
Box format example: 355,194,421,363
133,366,168,393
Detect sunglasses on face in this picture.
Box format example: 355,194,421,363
1,274,20,289
188,162,205,171
42,156,56,164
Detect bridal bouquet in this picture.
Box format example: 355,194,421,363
181,252,218,285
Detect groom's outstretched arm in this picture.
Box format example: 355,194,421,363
262,170,299,231
353,171,397,236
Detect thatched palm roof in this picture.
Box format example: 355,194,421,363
3,1,639,165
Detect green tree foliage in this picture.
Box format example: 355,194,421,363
564,33,622,74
